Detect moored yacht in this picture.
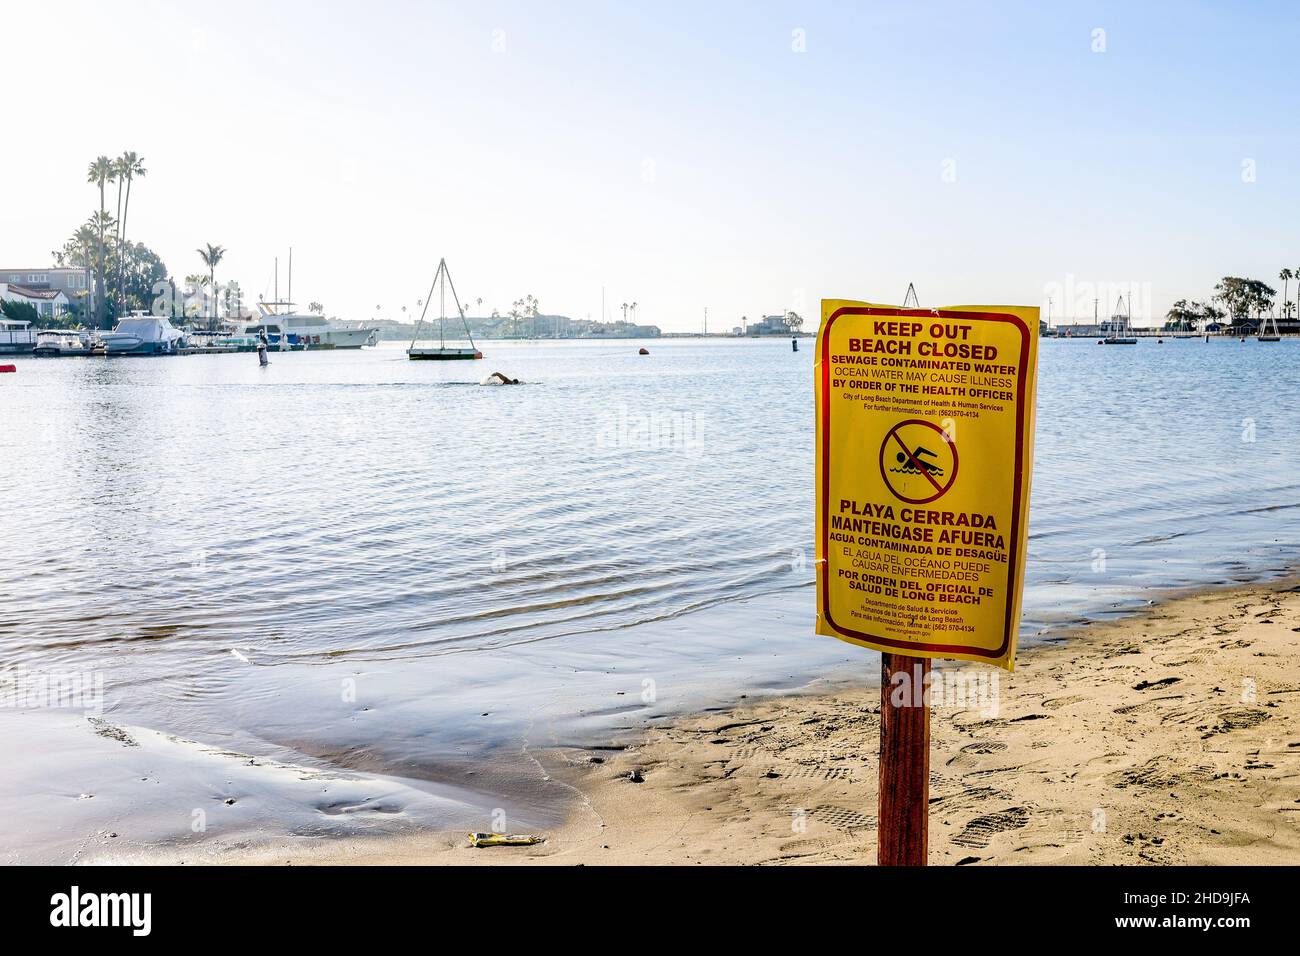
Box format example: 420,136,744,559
244,249,379,349
243,304,379,349
32,329,93,356
98,313,187,355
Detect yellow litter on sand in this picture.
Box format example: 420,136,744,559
468,832,544,848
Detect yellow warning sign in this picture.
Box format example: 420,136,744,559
814,299,1039,670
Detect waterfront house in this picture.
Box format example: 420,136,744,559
0,282,72,320
0,267,93,317
747,314,792,335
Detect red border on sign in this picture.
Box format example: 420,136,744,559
820,306,1030,659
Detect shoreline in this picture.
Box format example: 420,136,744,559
190,575,1300,865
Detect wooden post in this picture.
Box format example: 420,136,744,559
878,652,930,866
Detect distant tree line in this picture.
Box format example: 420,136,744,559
1165,273,1296,330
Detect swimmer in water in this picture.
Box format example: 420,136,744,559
481,372,521,385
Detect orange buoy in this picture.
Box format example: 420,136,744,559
638,347,649,355
0,364,16,373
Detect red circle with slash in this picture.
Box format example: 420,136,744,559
878,420,958,504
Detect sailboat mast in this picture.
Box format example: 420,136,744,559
288,247,293,312
439,260,446,350
274,258,279,316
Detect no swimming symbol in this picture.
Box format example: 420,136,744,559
879,420,958,504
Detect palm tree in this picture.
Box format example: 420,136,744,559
196,244,226,330
86,208,116,325
115,152,146,313
630,301,638,325
72,224,97,265
86,156,116,328
70,224,98,324
112,157,127,247
110,157,126,311
309,301,323,314
621,301,629,323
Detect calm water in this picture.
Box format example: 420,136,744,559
1,337,1297,858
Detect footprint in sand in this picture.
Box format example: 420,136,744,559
1012,808,1089,855
808,804,875,831
780,764,854,782
963,740,1008,755
928,785,1010,815
952,806,1030,848
777,836,851,859
1152,649,1212,667
1108,755,1215,790
1115,695,1187,717
944,741,1008,769
1200,708,1271,738
1042,695,1087,711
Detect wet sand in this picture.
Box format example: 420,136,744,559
219,577,1300,865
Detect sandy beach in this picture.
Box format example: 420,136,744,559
219,577,1300,866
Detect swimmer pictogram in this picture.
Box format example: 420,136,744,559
878,419,958,504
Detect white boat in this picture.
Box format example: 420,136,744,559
32,329,93,356
99,314,187,355
244,250,378,349
0,317,37,354
244,305,379,350
1102,295,1137,345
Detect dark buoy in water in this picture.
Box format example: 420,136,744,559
792,336,798,352
638,347,649,355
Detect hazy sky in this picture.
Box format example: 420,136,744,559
5,0,1299,329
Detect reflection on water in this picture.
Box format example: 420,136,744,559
2,342,824,670
0,337,1297,855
